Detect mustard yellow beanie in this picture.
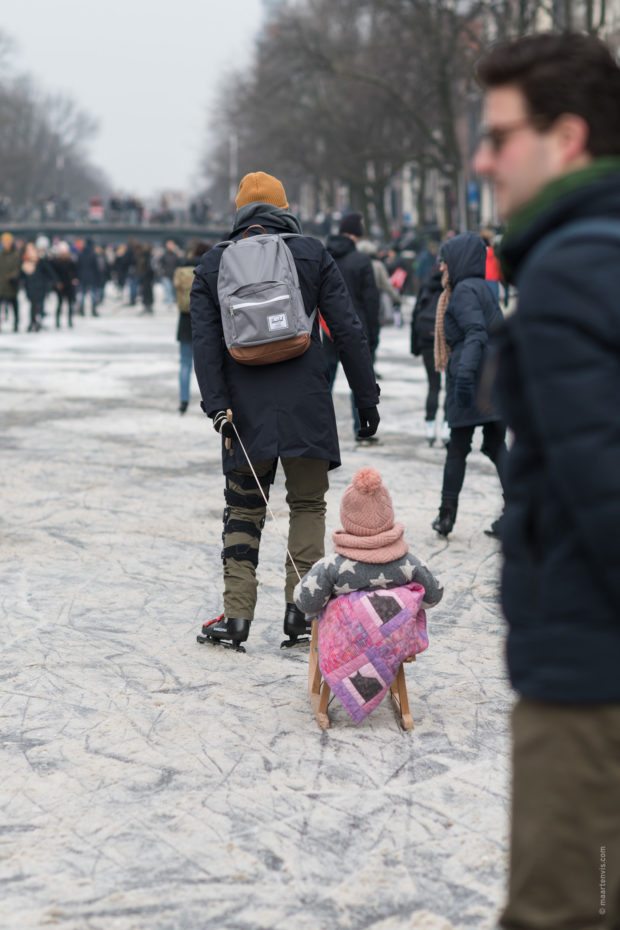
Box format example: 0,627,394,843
235,171,288,210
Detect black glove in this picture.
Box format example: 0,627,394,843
212,409,235,441
455,378,475,409
357,406,380,439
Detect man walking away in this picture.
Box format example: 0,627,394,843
190,172,379,651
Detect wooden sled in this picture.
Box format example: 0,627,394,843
308,620,415,731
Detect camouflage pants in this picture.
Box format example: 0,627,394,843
221,457,329,620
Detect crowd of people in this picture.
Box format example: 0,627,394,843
1,219,489,420
0,234,194,333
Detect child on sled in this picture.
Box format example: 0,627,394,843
294,467,443,722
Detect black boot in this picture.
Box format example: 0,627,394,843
432,502,457,538
281,603,311,648
197,615,250,652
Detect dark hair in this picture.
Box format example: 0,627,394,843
476,32,620,157
187,238,211,259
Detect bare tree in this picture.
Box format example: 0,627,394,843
200,0,614,233
0,33,109,215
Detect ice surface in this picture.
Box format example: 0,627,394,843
0,292,510,929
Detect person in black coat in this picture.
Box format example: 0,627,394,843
77,239,101,316
137,244,155,314
20,241,57,332
190,172,379,650
410,267,446,445
474,32,620,930
431,232,507,537
325,212,380,439
52,242,78,328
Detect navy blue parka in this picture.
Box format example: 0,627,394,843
440,233,503,428
495,162,620,703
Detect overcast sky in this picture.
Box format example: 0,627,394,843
2,0,265,199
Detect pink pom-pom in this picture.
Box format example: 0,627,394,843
352,467,382,493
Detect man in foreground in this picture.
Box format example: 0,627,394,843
474,32,620,929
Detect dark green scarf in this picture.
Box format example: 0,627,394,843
505,157,620,241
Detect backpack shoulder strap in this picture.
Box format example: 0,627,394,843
518,218,620,284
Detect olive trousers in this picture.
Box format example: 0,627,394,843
221,457,329,620
501,697,620,930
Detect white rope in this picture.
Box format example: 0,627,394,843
228,417,303,584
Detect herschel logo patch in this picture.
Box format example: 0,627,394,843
268,313,289,332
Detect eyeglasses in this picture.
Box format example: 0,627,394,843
478,118,534,154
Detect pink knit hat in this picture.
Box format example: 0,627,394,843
333,467,408,563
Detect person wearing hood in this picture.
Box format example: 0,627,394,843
431,231,507,537
325,213,381,438
190,171,379,650
0,232,21,332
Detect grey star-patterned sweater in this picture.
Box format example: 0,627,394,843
293,551,443,618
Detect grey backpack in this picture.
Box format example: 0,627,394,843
216,226,316,365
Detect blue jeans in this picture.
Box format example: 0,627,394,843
179,341,193,403
162,276,175,304
128,275,139,305
79,285,101,314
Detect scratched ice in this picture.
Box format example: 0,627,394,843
0,289,510,930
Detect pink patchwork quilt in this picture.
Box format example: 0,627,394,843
317,583,429,723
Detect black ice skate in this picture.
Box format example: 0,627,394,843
197,614,250,653
280,603,311,649
432,503,457,538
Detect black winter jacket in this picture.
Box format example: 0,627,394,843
410,268,441,355
495,162,620,703
21,258,57,302
77,243,101,287
440,233,503,428
52,257,78,301
190,215,379,474
161,248,179,278
325,235,380,354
